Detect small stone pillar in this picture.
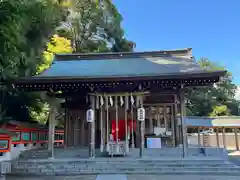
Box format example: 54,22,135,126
48,97,60,159
216,128,220,148
234,128,239,151
179,89,187,157
197,127,201,147
222,127,226,149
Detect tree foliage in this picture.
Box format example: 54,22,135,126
0,0,135,124
186,58,238,116
37,35,73,74
58,0,135,53
0,0,65,122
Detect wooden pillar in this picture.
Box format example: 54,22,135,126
157,107,161,127
80,111,86,147
135,106,140,148
180,89,187,157
163,106,168,130
139,96,144,158
100,106,104,152
48,98,57,159
90,95,96,158
66,110,70,147
234,128,239,151
131,105,135,148
171,105,175,147
74,112,79,146
149,108,153,134
173,95,178,146
222,127,226,149
124,95,129,154
64,108,68,148
216,128,220,148
68,111,73,147
102,110,106,149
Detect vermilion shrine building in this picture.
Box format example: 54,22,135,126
13,48,226,158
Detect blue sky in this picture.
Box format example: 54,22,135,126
113,0,240,85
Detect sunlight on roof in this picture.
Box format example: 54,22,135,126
146,57,187,65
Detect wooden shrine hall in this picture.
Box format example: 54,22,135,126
12,48,226,158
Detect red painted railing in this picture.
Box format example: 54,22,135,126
0,123,64,153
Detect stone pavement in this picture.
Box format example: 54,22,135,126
2,175,240,180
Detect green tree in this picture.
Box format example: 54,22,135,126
209,105,230,116
57,0,135,53
186,58,238,116
32,35,73,124
37,35,73,74
0,0,65,122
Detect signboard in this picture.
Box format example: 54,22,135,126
146,137,161,148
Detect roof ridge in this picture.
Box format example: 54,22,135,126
54,48,193,61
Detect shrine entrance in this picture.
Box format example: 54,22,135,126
84,92,146,157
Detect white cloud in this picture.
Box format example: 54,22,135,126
236,86,240,100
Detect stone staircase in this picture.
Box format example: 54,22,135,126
19,148,51,159
7,147,239,176
18,147,228,159
9,158,240,176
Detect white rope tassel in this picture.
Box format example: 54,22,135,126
100,96,104,107
120,96,124,107
130,94,135,105
109,96,113,107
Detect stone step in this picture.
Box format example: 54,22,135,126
10,167,240,176
13,159,233,164
12,162,237,168
10,159,240,176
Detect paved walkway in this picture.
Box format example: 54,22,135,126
2,175,240,180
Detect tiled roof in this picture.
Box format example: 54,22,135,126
31,55,222,80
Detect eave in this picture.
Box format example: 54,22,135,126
13,70,226,92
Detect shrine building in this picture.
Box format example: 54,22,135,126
12,48,226,158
